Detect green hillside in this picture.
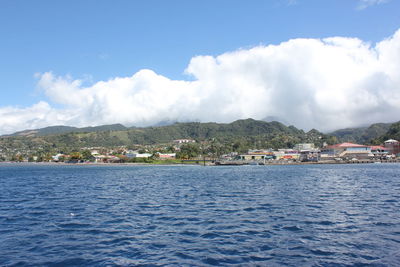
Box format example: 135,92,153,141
330,122,392,144
0,119,332,155
371,121,400,144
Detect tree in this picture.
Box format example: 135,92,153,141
70,152,82,160
178,143,201,159
81,150,95,162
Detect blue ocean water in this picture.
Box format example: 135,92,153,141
0,163,399,266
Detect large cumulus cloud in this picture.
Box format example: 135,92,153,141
1,29,400,135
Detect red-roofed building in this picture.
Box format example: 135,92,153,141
321,142,373,160
324,142,367,149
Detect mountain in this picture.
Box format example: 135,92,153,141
7,124,127,137
78,124,128,133
371,121,400,144
329,122,392,144
0,119,330,154
262,116,290,125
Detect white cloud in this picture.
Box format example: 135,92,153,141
0,102,67,134
1,29,400,135
357,0,389,10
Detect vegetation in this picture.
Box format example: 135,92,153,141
330,122,392,144
0,119,333,158
3,119,399,161
371,121,400,144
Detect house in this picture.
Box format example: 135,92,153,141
156,152,176,159
107,156,121,163
321,143,373,160
125,151,152,158
90,149,100,156
173,139,195,144
52,153,65,162
94,155,107,163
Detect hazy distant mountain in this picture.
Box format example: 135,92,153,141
7,124,127,137
262,116,290,125
79,124,128,133
150,120,178,127
330,122,393,144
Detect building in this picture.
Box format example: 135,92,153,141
156,152,176,159
173,139,196,144
238,150,275,161
384,139,400,155
294,143,315,151
94,155,107,163
125,151,152,158
52,153,65,162
273,149,300,161
299,149,320,162
370,146,389,159
320,143,372,160
90,149,100,156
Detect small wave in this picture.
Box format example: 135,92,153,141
310,249,336,256
201,232,221,239
283,225,303,232
179,230,200,237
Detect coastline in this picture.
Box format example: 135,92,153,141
1,159,399,167
0,161,199,167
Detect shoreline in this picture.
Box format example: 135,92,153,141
0,161,195,166
0,160,399,167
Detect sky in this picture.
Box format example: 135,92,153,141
0,0,400,134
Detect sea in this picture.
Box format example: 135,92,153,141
0,163,399,266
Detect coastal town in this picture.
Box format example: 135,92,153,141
1,137,399,165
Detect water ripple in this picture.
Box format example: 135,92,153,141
0,163,400,266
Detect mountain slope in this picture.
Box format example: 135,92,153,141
372,121,400,144
7,124,127,137
0,119,329,153
330,123,392,144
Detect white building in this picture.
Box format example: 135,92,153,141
173,139,195,144
156,152,176,159
126,151,152,158
294,143,315,151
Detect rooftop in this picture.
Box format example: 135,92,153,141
325,142,369,149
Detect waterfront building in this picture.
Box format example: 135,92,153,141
274,149,300,161
294,143,315,151
52,153,65,162
299,149,320,162
370,146,389,159
125,151,152,158
156,152,176,159
238,149,275,161
384,139,400,155
320,143,372,160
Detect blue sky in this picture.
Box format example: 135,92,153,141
0,0,400,133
